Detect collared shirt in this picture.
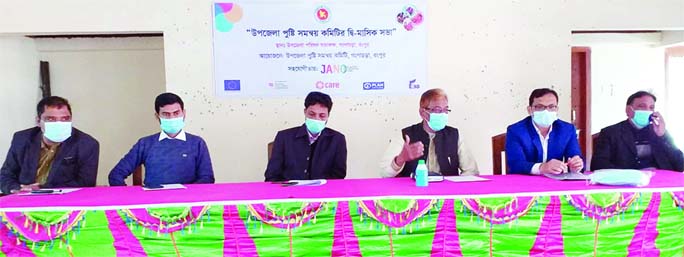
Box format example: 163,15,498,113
307,130,321,145
381,129,479,177
426,132,440,173
158,130,187,141
35,141,60,185
530,123,553,175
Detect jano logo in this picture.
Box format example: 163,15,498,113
320,64,358,74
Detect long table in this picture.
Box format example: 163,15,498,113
1,170,684,257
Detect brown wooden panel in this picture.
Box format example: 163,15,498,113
491,133,507,175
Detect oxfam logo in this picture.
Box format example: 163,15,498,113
215,3,244,32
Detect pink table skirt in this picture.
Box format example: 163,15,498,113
2,170,684,211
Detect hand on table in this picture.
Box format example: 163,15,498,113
540,159,567,175
10,183,40,194
566,155,584,172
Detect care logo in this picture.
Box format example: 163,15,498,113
315,6,330,23
315,81,340,89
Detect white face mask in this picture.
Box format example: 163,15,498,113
43,121,72,143
532,110,558,127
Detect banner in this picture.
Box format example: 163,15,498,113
212,1,428,97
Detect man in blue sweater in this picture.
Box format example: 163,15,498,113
505,88,584,175
108,93,215,186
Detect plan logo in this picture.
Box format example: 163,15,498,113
363,82,385,90
224,80,241,91
408,79,420,89
315,6,330,23
315,81,340,89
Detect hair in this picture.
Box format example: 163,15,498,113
37,96,72,117
528,88,559,106
154,92,185,113
304,91,333,112
419,88,448,108
626,91,656,105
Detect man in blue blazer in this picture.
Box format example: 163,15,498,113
505,88,583,175
0,96,99,194
264,91,347,181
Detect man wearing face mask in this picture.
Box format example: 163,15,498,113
108,92,215,186
505,88,583,175
591,91,683,171
264,91,347,181
380,88,478,177
0,96,99,194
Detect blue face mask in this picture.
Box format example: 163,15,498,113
160,117,185,134
305,118,326,134
427,113,448,131
43,122,72,143
589,169,652,187
532,110,558,127
631,110,653,129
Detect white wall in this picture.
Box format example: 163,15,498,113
666,48,684,148
1,0,683,182
572,33,668,133
33,37,166,185
0,36,41,164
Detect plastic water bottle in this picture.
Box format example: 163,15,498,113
415,160,428,187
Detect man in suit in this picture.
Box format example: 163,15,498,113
0,96,100,194
380,88,478,177
109,92,215,186
505,88,583,175
265,91,347,181
591,91,683,171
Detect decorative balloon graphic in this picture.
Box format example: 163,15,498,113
214,3,243,32
396,5,424,31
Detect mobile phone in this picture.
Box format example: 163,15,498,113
31,189,54,194
650,114,659,126
143,184,163,189
280,181,299,187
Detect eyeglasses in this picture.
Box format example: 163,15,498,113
531,104,558,112
41,116,72,122
423,107,451,114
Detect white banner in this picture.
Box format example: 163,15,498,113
212,1,427,97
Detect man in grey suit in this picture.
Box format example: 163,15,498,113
0,96,99,194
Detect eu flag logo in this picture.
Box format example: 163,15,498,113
224,80,241,91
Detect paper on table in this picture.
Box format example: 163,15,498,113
288,179,327,186
18,188,81,196
544,172,589,181
444,175,490,183
142,184,187,191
